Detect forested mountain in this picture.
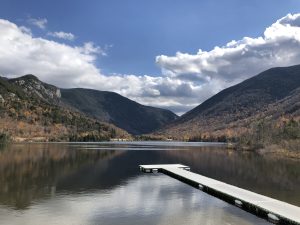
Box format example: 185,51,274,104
0,74,178,141
61,88,178,135
0,75,128,141
156,65,300,142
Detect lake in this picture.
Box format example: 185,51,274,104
0,142,299,225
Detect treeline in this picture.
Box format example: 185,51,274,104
68,128,118,142
0,132,10,143
162,117,300,153
236,117,299,151
187,135,231,143
134,134,168,141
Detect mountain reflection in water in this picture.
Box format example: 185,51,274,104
0,142,299,225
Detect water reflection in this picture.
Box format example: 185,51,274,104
163,149,300,205
0,143,120,209
0,142,299,224
0,175,267,225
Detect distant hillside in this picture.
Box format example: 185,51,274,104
0,75,129,142
0,74,177,142
157,65,300,141
60,88,178,135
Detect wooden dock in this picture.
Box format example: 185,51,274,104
139,164,300,224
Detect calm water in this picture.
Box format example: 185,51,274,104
0,142,300,225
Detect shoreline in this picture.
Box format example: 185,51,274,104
1,139,299,160
234,144,300,159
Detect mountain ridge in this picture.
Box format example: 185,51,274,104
0,75,130,141
60,88,178,135
156,64,300,140
0,74,178,140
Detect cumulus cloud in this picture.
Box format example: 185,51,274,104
27,17,47,29
1,13,300,115
0,18,198,114
156,13,300,86
48,31,75,41
77,42,107,56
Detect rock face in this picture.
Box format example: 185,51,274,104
156,64,300,139
0,94,4,104
11,75,61,104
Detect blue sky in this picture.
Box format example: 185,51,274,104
1,0,300,114
1,0,300,75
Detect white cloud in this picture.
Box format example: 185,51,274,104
27,17,48,29
156,13,300,86
77,42,107,56
1,13,300,115
0,18,194,114
48,31,75,41
19,26,32,35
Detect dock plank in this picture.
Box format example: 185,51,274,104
139,164,300,225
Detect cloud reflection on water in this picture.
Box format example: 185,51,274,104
0,174,268,225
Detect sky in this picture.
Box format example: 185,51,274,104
1,0,300,114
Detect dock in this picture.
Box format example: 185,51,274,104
139,164,300,224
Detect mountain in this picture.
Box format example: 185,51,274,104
60,88,178,135
0,74,177,142
10,74,61,104
0,75,129,142
156,65,300,140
